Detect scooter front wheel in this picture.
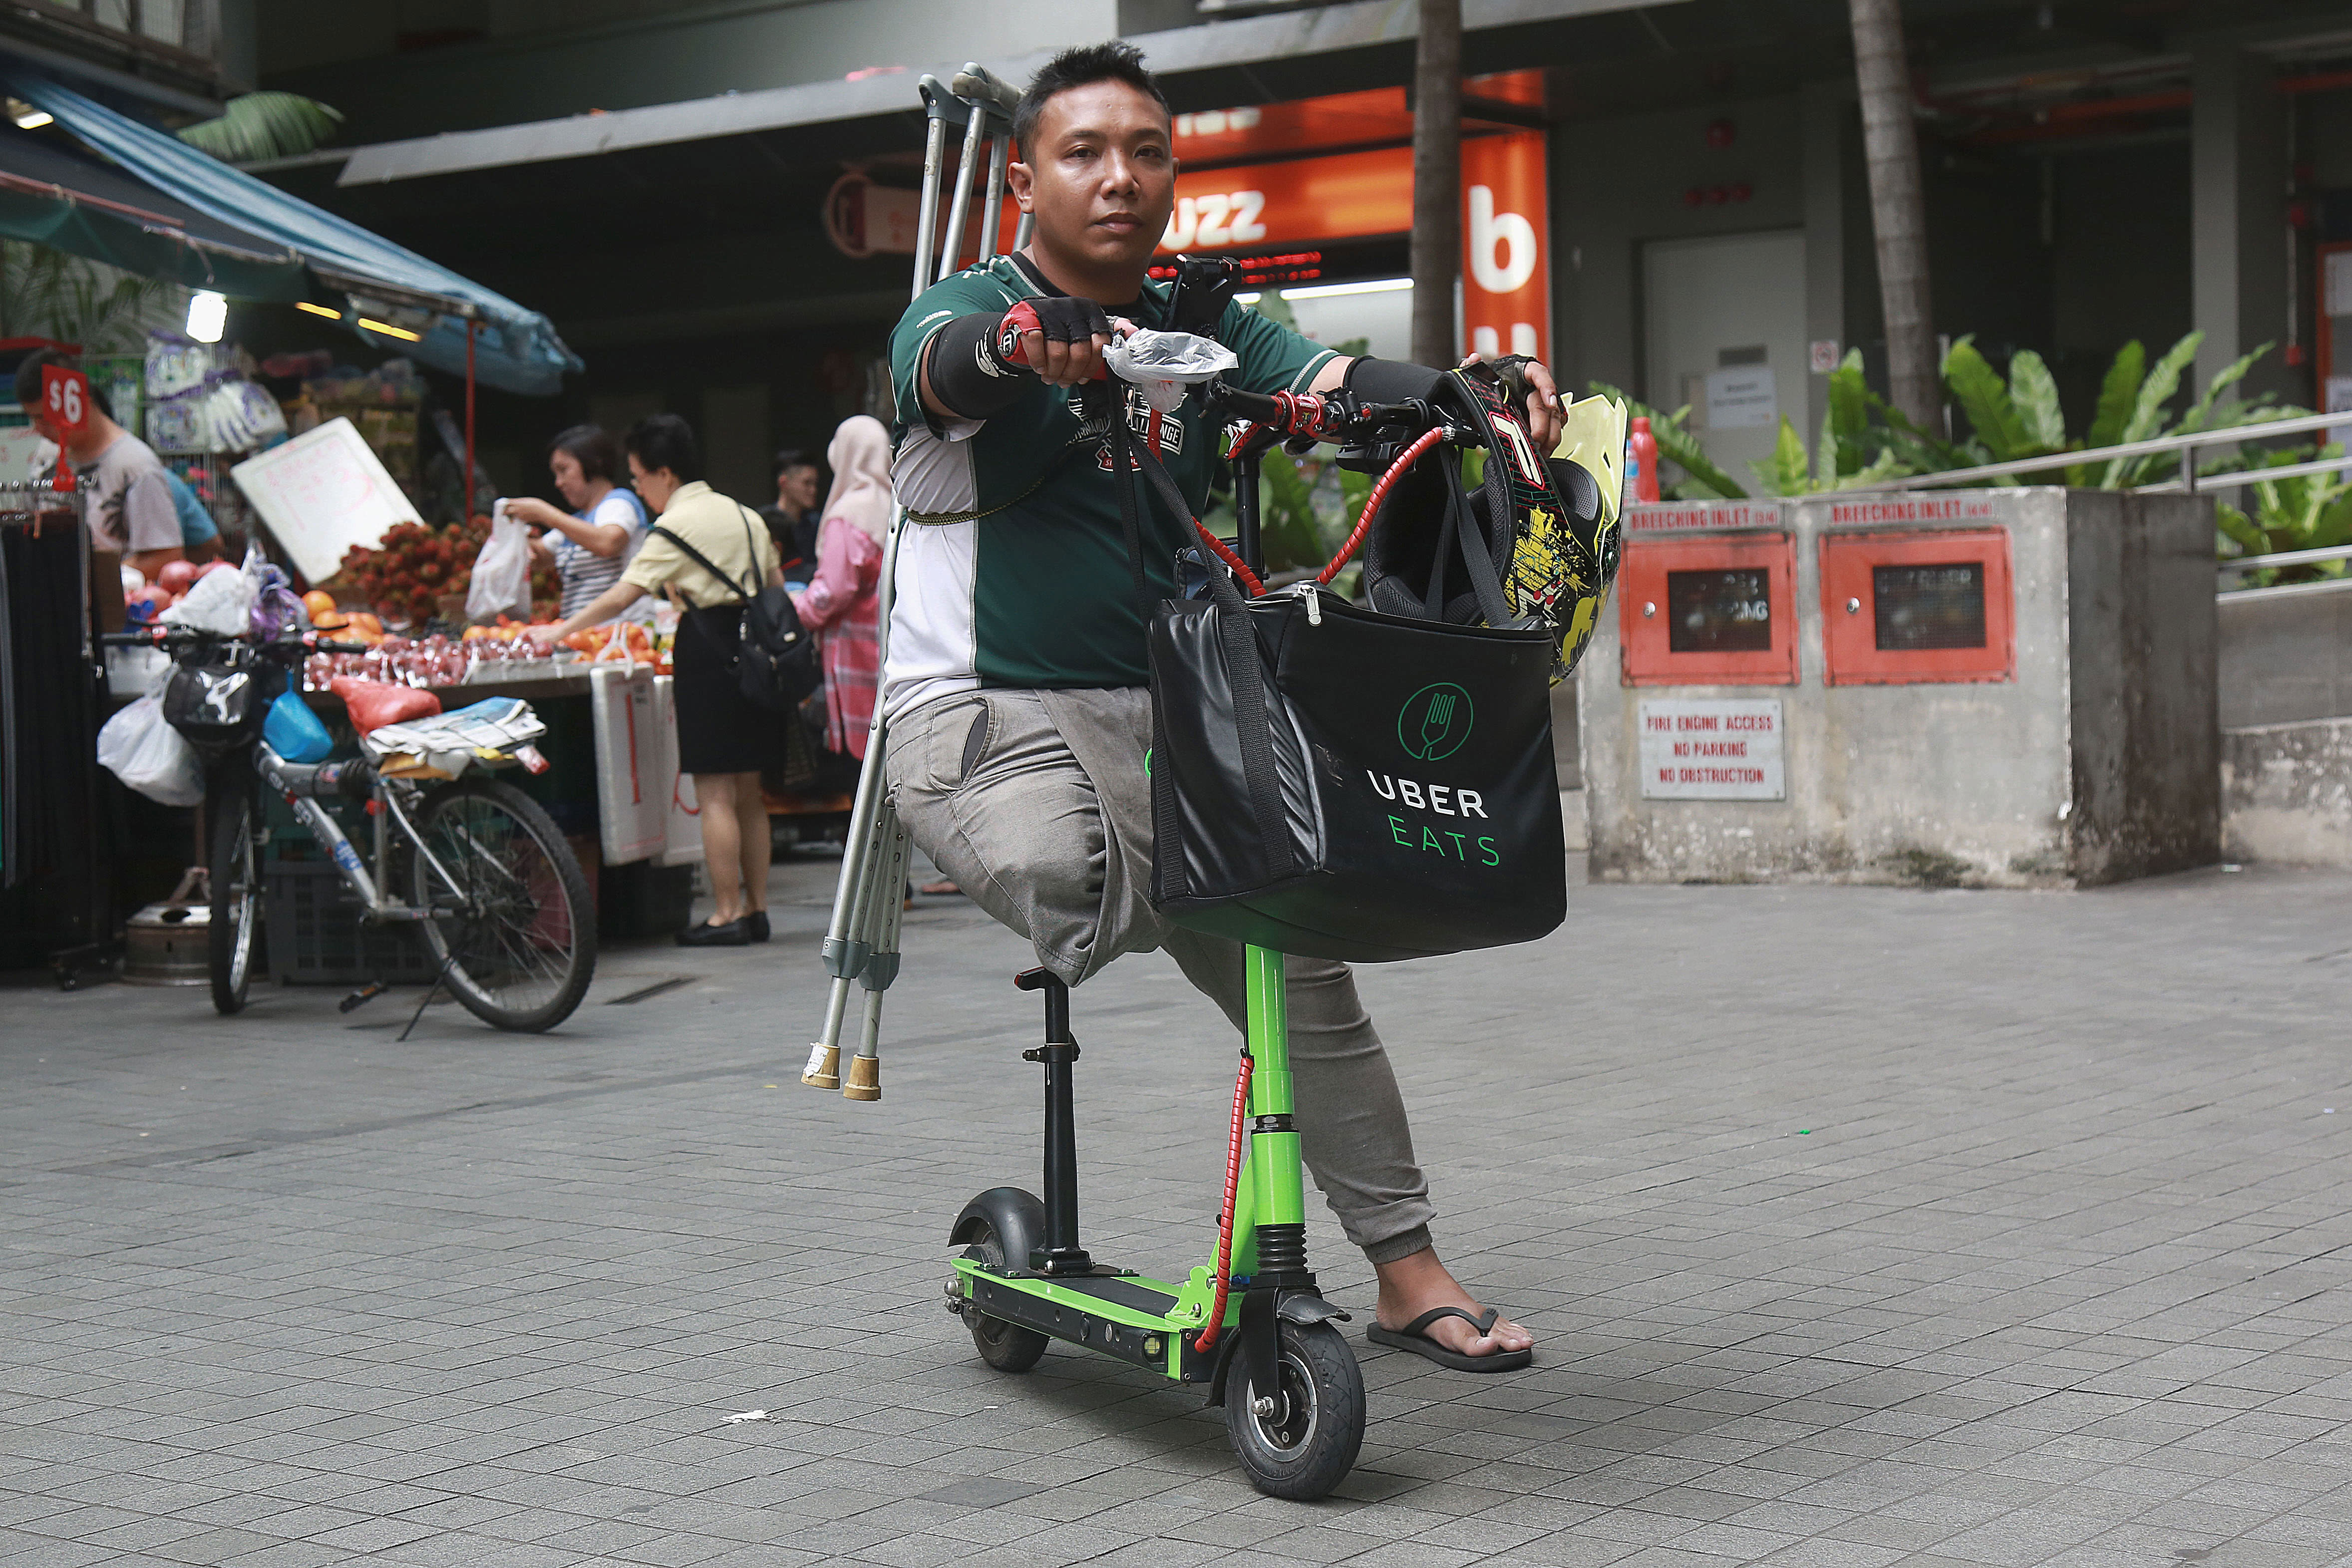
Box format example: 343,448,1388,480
959,1218,1049,1373
1225,1319,1364,1500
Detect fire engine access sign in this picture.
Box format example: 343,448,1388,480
1638,698,1785,801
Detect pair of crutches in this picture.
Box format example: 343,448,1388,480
803,63,1030,1103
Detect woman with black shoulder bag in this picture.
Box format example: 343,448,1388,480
547,414,783,947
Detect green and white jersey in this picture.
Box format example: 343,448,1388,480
884,253,1336,716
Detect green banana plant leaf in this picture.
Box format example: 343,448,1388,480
1832,446,1914,491
1587,381,1749,499
1751,416,1813,497
2171,342,2269,438
1943,335,2036,464
2007,349,2066,451
175,92,344,162
1257,449,1328,573
2100,330,2202,488
1817,348,1873,477
2083,339,2145,454
1337,466,1372,547
2215,501,2268,556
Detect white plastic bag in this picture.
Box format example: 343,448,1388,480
467,503,532,623
97,696,206,806
160,561,259,635
1106,328,1241,412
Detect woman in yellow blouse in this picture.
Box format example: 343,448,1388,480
550,415,781,947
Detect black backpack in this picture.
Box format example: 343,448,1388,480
650,506,820,714
162,657,268,757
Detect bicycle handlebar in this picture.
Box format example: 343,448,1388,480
101,627,370,655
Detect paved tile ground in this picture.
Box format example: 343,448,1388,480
4,850,2352,1568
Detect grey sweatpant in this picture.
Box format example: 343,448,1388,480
887,685,1436,1263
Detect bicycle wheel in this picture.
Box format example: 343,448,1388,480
403,777,595,1032
207,768,263,1015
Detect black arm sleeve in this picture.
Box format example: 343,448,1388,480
923,311,1033,420
1344,355,1446,404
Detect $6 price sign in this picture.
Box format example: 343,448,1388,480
40,365,90,436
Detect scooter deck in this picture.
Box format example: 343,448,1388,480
952,1257,1238,1382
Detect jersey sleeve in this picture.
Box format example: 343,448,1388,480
890,269,1028,437
1220,301,1341,397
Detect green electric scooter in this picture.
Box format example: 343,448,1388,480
947,946,1359,1499
942,380,1467,1501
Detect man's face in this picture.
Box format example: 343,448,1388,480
1010,80,1175,279
20,402,61,445
780,465,820,512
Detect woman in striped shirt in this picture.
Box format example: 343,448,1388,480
509,424,653,623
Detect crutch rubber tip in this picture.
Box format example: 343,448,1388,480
802,1043,841,1090
842,1054,881,1102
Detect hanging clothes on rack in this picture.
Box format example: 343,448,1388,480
0,480,111,967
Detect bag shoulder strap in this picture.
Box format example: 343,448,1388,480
648,519,754,604
1110,406,1295,885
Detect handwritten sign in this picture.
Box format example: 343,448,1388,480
1639,697,1785,801
230,417,420,585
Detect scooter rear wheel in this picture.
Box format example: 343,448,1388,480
960,1221,1049,1373
1225,1319,1364,1500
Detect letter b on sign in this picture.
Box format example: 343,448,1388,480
1468,186,1536,295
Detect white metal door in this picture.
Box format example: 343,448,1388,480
1644,231,1808,489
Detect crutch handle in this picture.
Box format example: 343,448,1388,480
952,64,1022,118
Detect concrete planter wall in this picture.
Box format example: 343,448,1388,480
2217,577,2352,867
1580,489,2219,888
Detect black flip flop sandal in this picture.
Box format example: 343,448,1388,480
1365,1306,1534,1372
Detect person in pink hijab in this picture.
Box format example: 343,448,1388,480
790,415,891,761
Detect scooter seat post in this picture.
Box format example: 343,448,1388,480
1014,968,1092,1275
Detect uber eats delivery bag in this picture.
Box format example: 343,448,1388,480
1147,574,1565,963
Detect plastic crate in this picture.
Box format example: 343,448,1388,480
262,861,436,985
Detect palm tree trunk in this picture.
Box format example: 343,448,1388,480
1410,0,1462,369
1848,0,1939,431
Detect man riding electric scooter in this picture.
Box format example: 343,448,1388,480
886,41,1559,1371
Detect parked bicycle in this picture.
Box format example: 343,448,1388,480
102,626,596,1031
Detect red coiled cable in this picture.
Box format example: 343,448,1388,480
1317,426,1445,585
1194,1048,1256,1354
1192,522,1265,598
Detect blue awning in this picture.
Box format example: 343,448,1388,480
0,72,582,396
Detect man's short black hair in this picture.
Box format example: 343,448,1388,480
11,347,74,412
773,448,819,481
1013,40,1169,157
625,413,703,484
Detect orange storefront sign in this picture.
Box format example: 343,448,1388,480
1154,145,1413,255
1460,131,1550,363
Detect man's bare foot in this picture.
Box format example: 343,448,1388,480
1372,1246,1533,1360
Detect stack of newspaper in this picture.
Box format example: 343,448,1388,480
363,698,548,779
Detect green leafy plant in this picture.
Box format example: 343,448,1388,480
175,92,343,162
0,241,182,352
2215,451,2352,585
1939,330,2291,491
1586,380,1749,499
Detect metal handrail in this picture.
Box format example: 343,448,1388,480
2140,452,2352,494
1862,407,2352,492
2218,543,2352,576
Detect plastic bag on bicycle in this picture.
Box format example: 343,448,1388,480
163,658,277,757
